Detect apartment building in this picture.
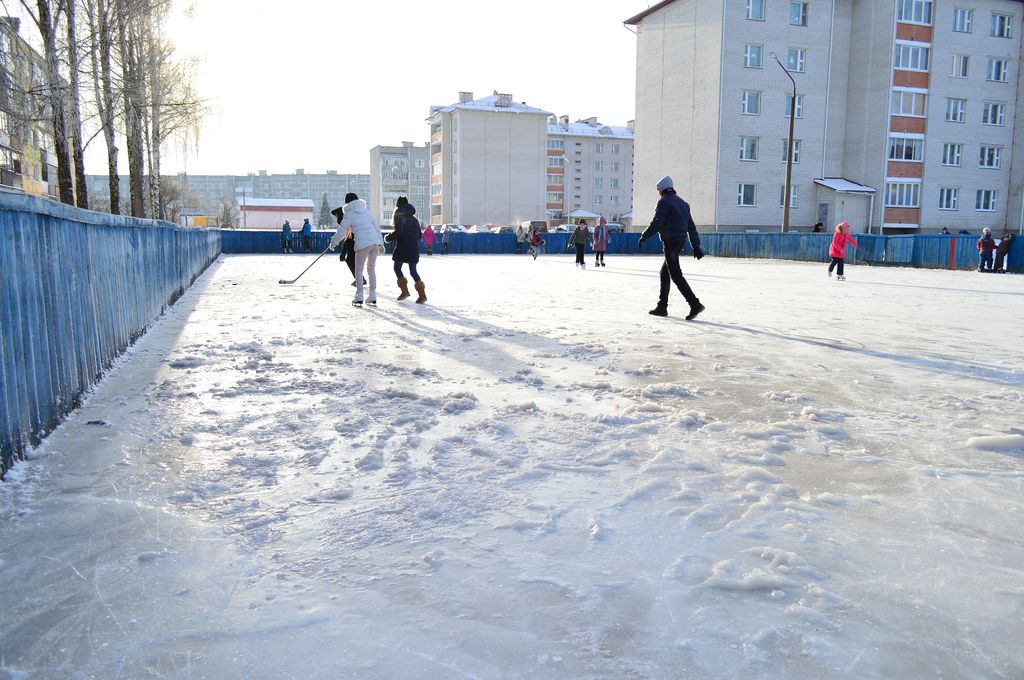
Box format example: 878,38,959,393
369,142,430,225
546,116,635,225
0,18,60,199
428,91,551,226
627,0,1024,234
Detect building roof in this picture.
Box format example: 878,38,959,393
548,122,634,139
568,209,602,218
431,92,552,117
813,178,877,194
238,198,315,208
625,0,679,25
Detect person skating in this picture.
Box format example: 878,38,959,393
827,221,858,280
423,224,436,256
385,197,427,303
441,227,450,255
593,218,610,267
568,219,592,269
330,206,365,289
301,218,312,252
637,176,705,320
977,228,997,272
328,192,383,307
528,230,545,260
995,232,1014,272
281,220,293,253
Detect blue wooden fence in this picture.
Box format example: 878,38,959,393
1,190,220,477
221,229,1022,272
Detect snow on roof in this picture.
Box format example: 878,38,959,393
813,178,876,194
238,198,316,208
547,122,634,139
567,209,601,218
431,93,551,117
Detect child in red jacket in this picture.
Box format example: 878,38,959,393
827,221,859,280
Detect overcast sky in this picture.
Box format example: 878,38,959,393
66,0,654,177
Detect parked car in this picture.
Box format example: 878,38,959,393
491,226,515,234
550,225,570,233
467,225,489,233
520,220,548,234
442,224,468,233
605,222,625,233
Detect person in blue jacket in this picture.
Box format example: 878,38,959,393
281,220,293,253
637,175,705,320
301,218,312,252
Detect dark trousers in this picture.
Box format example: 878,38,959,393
829,257,845,276
574,243,585,264
341,238,356,276
281,238,292,253
995,251,1007,270
659,241,699,307
442,241,449,255
394,261,421,283
303,235,312,252
595,251,605,264
979,251,994,271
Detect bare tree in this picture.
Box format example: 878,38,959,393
83,0,118,212
64,0,87,206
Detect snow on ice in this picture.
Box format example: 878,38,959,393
0,254,1022,679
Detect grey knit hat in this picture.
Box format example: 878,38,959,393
656,176,673,192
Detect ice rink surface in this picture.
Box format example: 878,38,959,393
2,253,1022,679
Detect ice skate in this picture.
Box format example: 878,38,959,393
352,298,363,307
837,275,846,281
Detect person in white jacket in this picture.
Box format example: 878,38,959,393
329,193,384,306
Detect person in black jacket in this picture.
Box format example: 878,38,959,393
385,197,427,303
331,200,364,288
637,176,705,320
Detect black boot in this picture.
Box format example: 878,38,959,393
649,303,668,317
685,303,705,321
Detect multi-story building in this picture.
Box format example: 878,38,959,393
0,18,59,199
369,142,430,225
627,0,1024,234
428,91,551,226
546,116,634,225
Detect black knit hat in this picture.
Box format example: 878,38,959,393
344,192,358,203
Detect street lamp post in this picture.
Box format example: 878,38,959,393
771,52,796,233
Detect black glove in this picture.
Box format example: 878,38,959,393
693,247,705,260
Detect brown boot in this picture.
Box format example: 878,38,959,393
414,280,427,304
397,277,410,300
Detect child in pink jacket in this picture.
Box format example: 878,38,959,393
827,221,858,280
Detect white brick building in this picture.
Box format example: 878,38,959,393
369,142,431,225
428,92,551,226
627,0,1024,234
546,117,635,225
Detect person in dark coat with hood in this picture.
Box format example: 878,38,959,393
385,197,427,303
637,175,705,320
331,198,363,288
995,232,1014,272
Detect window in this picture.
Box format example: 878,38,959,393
991,13,1012,37
610,178,620,189
431,163,441,175
888,135,924,161
610,195,620,206
897,0,932,24
547,173,564,185
430,184,442,196
548,139,564,150
778,185,799,208
982,102,1005,126
0,111,8,135
785,94,805,118
595,143,605,154
939,188,959,210
787,48,806,72
611,144,621,155
885,182,921,207
782,138,802,163
945,98,966,122
987,58,1009,82
548,156,565,167
547,192,562,203
594,195,603,205
740,137,759,160
953,8,972,32
744,43,763,68
592,177,603,189
789,2,808,25
951,55,968,78
894,43,930,71
594,160,604,171
610,161,620,172
892,90,927,116
976,189,997,211
738,184,756,206
747,0,765,20
979,145,1002,169
742,90,761,115
942,143,963,166
415,159,425,168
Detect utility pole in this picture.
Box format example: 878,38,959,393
771,52,797,233
242,188,247,229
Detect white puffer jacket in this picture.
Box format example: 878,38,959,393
330,199,383,251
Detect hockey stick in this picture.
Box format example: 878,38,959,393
278,244,333,284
